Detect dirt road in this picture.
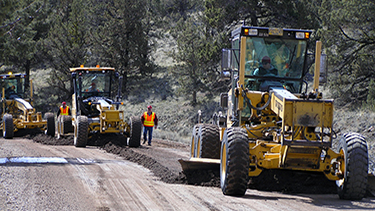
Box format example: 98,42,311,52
1,136,374,211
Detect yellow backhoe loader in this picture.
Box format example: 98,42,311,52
56,65,141,148
179,26,370,200
0,72,55,138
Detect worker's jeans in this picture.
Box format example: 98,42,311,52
143,126,153,144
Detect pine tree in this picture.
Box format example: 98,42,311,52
319,0,375,107
0,0,51,88
41,0,90,102
170,2,225,105
90,0,155,97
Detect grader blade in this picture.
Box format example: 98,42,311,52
178,158,220,171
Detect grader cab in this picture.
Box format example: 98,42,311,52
180,26,369,200
0,72,55,138
56,66,141,147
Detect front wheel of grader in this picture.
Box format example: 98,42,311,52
220,127,249,196
127,116,142,147
45,112,55,136
3,114,14,139
336,132,368,200
74,115,89,147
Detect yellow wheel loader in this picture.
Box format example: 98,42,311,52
0,73,55,138
56,65,141,148
179,26,369,200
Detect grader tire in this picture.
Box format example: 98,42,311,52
196,124,220,159
62,115,73,133
190,124,202,158
220,127,249,196
74,116,88,147
336,133,368,200
128,116,141,147
3,114,14,139
45,112,55,136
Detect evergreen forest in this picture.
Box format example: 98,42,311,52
1,0,375,139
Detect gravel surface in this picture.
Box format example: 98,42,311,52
29,130,375,196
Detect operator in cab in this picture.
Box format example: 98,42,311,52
86,82,100,92
253,56,278,76
5,85,16,98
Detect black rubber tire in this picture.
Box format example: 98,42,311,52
336,132,368,200
196,124,220,159
45,112,55,136
128,116,142,147
190,124,201,158
3,114,14,139
220,127,249,196
62,115,73,133
74,116,88,147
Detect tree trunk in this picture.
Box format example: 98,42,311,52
122,72,128,100
24,59,31,91
192,90,197,105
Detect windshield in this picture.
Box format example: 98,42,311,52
244,37,307,93
80,72,111,98
1,77,25,99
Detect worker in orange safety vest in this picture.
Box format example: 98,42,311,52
141,105,158,146
57,101,71,117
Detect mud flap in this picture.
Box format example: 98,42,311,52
178,158,220,171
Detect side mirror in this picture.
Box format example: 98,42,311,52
221,49,231,69
220,93,228,109
221,49,232,80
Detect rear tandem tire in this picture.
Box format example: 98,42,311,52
62,115,73,133
3,114,14,139
190,124,201,158
74,116,88,147
220,127,249,196
45,112,55,136
336,133,368,200
196,124,220,159
128,116,141,147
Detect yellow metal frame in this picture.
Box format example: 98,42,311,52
224,38,342,181
182,31,345,183
69,66,129,136
0,78,47,132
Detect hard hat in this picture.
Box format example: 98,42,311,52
91,82,96,86
62,101,66,105
147,105,152,109
262,56,271,64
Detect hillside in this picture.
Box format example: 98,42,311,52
29,34,375,148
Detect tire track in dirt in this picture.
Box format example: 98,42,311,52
31,132,367,196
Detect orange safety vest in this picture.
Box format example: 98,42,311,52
60,106,70,115
143,112,155,127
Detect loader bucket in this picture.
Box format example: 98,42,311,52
178,158,220,171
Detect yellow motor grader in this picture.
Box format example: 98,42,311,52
56,65,141,148
179,26,369,200
0,72,55,138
